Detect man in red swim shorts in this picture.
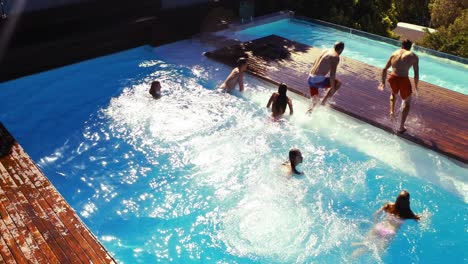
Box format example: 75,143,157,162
379,39,419,133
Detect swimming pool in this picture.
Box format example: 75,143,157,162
221,18,468,95
0,20,467,263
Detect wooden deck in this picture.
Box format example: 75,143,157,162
205,35,468,164
0,123,116,263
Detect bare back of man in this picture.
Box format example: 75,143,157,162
379,39,419,133
307,41,344,112
389,49,418,77
310,50,340,76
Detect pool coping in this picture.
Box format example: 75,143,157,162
220,11,468,65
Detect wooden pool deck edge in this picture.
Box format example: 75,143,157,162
0,122,116,263
205,35,468,164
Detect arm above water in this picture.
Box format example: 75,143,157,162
267,93,276,108
288,97,293,115
238,72,245,92
374,203,390,221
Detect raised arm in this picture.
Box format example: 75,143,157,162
379,56,393,90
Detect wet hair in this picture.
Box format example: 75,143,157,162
402,39,413,50
149,80,161,98
334,41,345,52
237,57,248,68
289,148,302,174
273,83,288,114
387,190,419,220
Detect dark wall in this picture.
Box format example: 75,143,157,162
0,0,241,82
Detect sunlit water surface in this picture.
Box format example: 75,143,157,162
0,26,467,264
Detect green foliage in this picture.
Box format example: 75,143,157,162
394,0,431,26
419,9,468,58
429,0,464,27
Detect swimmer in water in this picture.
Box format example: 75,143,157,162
266,83,293,118
352,190,420,258
283,148,303,175
219,57,248,92
149,80,162,99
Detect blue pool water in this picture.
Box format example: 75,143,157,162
222,19,468,94
0,21,467,263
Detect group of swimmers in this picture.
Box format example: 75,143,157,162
245,37,419,255
286,148,420,257
218,39,419,133
148,39,421,257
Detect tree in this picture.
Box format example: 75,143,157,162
420,9,468,58
429,0,464,27
394,0,431,26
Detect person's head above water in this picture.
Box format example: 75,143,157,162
289,148,303,174
149,80,161,99
334,41,345,55
278,83,288,97
388,190,420,220
401,39,413,51
237,57,248,71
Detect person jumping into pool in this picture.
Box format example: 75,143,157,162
307,41,344,112
352,190,421,258
266,83,294,118
379,39,419,133
219,57,248,92
149,80,162,99
284,148,303,175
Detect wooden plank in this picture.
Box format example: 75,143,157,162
0,159,73,264
0,123,116,264
205,35,468,164
7,146,115,264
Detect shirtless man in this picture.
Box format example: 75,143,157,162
307,41,344,112
379,39,419,133
219,57,248,92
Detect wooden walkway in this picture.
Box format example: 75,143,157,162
205,35,468,164
0,123,116,263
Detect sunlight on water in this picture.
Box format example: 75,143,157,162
15,39,465,263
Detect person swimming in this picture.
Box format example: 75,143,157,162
283,148,303,175
352,190,420,258
219,57,248,92
149,80,162,99
266,83,293,118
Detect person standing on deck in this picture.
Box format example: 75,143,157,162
307,41,344,112
379,39,419,133
219,57,248,92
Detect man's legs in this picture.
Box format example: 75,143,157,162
320,80,341,105
307,87,320,113
389,93,396,121
399,96,411,132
